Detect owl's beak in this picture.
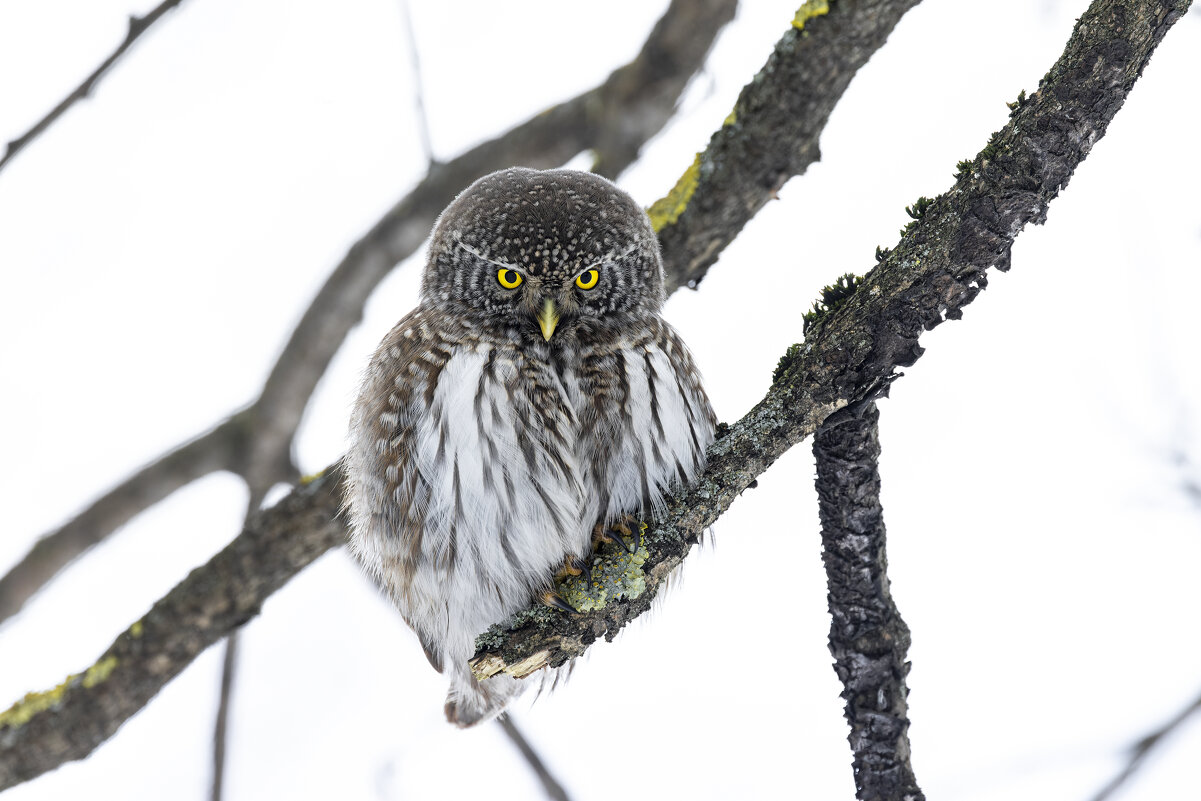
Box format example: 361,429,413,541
537,298,559,341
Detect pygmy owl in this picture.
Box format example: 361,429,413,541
345,167,716,727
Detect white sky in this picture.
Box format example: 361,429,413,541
1,1,1200,800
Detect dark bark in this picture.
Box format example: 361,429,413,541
656,0,924,293
815,402,922,801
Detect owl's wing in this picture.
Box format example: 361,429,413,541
578,320,716,522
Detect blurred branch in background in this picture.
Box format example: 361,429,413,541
1088,688,1201,801
0,0,738,627
815,401,923,801
0,0,190,176
497,715,572,801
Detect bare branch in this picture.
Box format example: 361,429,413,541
210,632,239,801
0,0,190,176
0,0,737,626
0,466,346,791
654,0,923,293
0,0,1188,789
815,401,923,801
497,714,572,801
0,417,241,622
1088,688,1201,801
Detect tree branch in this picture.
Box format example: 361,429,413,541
0,0,737,626
815,401,922,801
653,0,923,293
497,714,572,801
0,0,1188,789
0,0,190,176
1088,687,1201,801
469,0,1191,679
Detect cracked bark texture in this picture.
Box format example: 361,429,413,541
0,0,1190,791
815,401,922,801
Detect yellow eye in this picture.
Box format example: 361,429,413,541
496,268,523,289
575,269,599,290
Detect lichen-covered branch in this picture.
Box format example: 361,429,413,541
0,0,737,626
0,0,191,175
469,0,1190,679
815,401,922,801
0,466,346,790
654,0,923,293
0,0,1189,789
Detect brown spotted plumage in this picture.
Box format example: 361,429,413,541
345,168,715,726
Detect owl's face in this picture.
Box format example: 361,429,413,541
422,168,666,345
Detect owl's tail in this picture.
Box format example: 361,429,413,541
444,669,526,728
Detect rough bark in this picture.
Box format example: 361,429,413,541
655,0,924,293
0,0,1189,790
815,402,922,801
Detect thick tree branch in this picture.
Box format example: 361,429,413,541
815,401,922,801
653,0,923,293
0,0,736,626
0,0,190,176
469,0,1190,678
0,0,1188,789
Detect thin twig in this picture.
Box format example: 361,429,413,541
0,0,190,175
1088,689,1201,801
497,714,572,801
815,401,923,801
210,631,239,801
397,0,436,172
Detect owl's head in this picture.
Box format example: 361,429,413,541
423,168,666,344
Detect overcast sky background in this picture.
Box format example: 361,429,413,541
2,1,1200,799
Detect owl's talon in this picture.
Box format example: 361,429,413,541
541,591,579,615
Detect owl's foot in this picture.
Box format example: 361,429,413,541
541,590,579,615
592,515,643,554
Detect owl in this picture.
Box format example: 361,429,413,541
344,167,716,727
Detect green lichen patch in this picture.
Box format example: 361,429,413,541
0,656,121,731
647,154,701,232
792,0,830,31
558,526,650,613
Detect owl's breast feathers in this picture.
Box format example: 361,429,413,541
346,307,715,655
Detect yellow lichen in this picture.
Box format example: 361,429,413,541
559,523,650,613
792,0,830,31
0,679,72,730
130,620,144,638
82,656,119,688
299,469,326,485
723,108,738,126
646,154,702,232
0,657,120,730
